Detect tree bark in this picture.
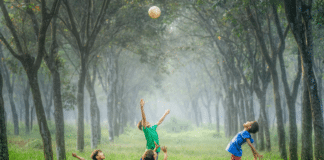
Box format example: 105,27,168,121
0,66,9,160
86,66,100,149
215,95,220,133
52,70,66,160
28,72,53,160
301,77,313,160
257,113,264,151
76,59,87,151
283,0,324,158
23,80,30,134
0,45,19,135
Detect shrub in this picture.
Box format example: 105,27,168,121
26,139,43,149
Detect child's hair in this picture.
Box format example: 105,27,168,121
137,120,143,131
144,150,155,160
248,121,259,134
90,150,102,160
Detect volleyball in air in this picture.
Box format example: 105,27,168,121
148,6,161,19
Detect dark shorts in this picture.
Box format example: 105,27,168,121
140,152,159,160
231,154,241,160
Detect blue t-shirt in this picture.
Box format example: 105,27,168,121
225,130,254,157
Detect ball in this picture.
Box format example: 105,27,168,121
148,6,161,19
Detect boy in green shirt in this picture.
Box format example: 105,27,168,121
137,99,170,160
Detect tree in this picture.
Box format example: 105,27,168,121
85,59,101,149
283,0,324,159
0,0,61,159
245,3,289,159
0,42,19,135
43,15,66,160
60,0,117,150
0,60,9,160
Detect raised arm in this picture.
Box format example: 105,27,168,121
72,153,85,160
161,146,168,160
246,139,263,160
156,109,170,126
140,99,147,128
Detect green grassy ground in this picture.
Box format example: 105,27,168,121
6,122,294,160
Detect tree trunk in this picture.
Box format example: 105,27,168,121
215,95,220,133
45,87,53,122
192,100,200,127
8,89,19,135
107,91,114,142
0,43,19,135
28,72,53,160
76,58,87,151
283,1,324,158
301,78,313,160
97,105,101,144
86,70,100,149
52,70,66,160
0,68,9,160
23,81,30,134
257,113,264,151
282,97,287,126
30,106,34,131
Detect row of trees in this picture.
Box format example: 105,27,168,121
0,0,180,160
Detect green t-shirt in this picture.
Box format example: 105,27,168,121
143,125,160,152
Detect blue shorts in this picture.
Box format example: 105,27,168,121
140,152,159,160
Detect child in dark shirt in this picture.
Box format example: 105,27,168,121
72,150,105,160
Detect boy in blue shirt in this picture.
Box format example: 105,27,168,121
226,121,263,160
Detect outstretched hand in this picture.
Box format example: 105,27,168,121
72,153,77,157
154,141,160,149
161,146,167,153
140,99,145,107
165,109,170,115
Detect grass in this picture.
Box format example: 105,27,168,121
6,121,297,160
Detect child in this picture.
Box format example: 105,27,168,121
141,141,168,160
137,99,170,160
72,150,105,160
226,121,263,160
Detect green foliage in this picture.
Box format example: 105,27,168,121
162,116,193,133
26,139,43,149
314,0,324,25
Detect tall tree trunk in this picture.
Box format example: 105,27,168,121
192,100,200,127
23,81,30,134
86,69,100,149
96,105,101,144
215,95,220,133
0,68,9,160
282,97,287,126
278,48,301,160
256,89,271,152
76,58,87,151
52,70,66,160
30,105,34,131
28,72,53,160
45,87,53,122
8,88,19,135
0,47,19,135
228,82,236,137
301,78,313,159
257,113,264,151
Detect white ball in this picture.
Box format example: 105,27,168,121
148,6,161,19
